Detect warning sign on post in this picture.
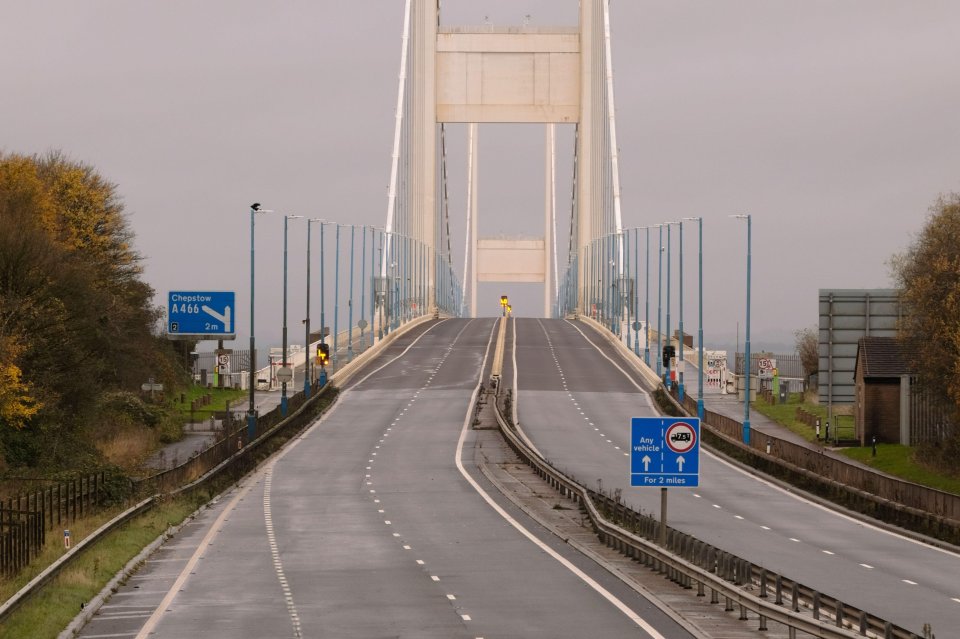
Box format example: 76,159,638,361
630,417,701,487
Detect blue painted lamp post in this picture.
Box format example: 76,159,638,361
281,214,303,417
643,226,651,367
319,221,328,387
731,214,752,444
683,217,704,420
678,220,685,402
656,224,664,379
247,203,275,439
305,218,327,398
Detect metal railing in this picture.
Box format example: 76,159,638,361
670,387,960,534
1,472,108,576
492,388,919,638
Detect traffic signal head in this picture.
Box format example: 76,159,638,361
663,345,676,362
317,342,330,366
500,295,508,307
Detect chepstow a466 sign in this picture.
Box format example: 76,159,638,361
167,291,236,339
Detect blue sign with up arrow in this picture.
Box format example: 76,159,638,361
167,291,236,339
631,417,701,487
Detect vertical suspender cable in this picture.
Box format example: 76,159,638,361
602,0,624,273
383,0,413,276
550,123,559,311
461,122,475,317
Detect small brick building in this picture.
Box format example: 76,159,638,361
853,337,910,444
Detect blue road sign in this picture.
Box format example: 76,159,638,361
631,417,700,487
167,291,236,338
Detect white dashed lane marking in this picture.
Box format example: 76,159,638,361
364,328,477,629
539,324,624,457
264,466,303,638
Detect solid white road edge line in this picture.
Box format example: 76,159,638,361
570,318,960,561
455,321,666,638
562,319,657,412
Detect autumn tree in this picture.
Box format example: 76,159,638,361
794,327,819,377
0,152,182,467
893,194,960,464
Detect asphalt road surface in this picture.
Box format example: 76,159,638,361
511,317,960,636
80,318,694,639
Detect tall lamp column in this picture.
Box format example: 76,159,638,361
281,214,303,417
731,214,752,444
683,217,704,419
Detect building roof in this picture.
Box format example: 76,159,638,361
855,337,911,378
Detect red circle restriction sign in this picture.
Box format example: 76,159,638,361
665,422,697,454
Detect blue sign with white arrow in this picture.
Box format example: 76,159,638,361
631,417,700,487
167,291,236,339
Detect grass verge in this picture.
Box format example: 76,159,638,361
751,393,856,442
172,386,246,418
840,444,960,495
0,490,213,639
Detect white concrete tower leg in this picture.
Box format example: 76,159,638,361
577,0,598,315
411,0,437,312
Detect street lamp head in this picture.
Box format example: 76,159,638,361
730,214,750,220
285,214,304,220
682,216,701,221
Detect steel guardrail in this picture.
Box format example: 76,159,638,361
490,398,917,638
0,316,438,629
0,497,155,624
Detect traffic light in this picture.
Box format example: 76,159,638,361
317,342,330,367
663,344,676,363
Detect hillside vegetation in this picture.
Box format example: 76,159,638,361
0,152,187,475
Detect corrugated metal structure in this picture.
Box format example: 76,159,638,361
818,289,900,407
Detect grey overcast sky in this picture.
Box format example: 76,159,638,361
3,1,959,353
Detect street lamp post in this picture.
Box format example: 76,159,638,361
319,221,327,387
248,203,270,439
678,220,685,402
644,226,651,367
666,222,673,389
333,224,341,373
656,224,663,378
281,214,303,417
731,214,752,444
348,224,356,361
683,217,704,419
305,218,313,399
305,218,326,398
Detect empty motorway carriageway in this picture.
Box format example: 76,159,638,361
70,317,960,639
